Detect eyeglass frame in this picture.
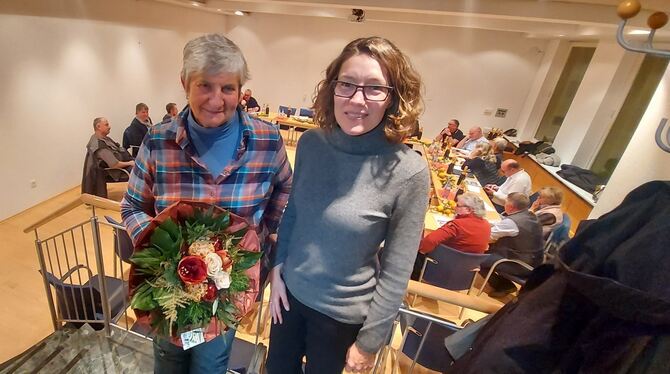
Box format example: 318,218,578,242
331,80,394,102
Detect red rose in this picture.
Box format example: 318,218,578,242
203,281,218,302
213,237,223,252
216,250,233,271
177,256,208,285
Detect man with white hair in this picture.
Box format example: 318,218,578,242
411,192,491,280
240,88,260,112
457,126,489,153
82,117,134,198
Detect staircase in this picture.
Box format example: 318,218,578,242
0,324,153,373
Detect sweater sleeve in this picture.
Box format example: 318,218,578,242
418,221,459,254
271,135,305,268
355,167,430,354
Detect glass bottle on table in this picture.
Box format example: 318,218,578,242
446,158,456,175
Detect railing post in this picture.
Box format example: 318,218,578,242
90,216,113,337
35,230,59,332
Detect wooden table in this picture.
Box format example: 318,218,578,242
256,112,318,146
421,144,500,231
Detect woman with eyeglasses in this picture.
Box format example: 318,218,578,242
266,37,429,373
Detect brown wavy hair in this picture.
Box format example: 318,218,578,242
312,37,424,143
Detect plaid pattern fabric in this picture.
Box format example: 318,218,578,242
121,108,292,246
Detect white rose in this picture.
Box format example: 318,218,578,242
204,252,223,277
212,271,231,290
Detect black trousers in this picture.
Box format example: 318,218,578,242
266,289,363,374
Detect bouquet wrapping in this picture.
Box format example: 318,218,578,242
128,201,261,346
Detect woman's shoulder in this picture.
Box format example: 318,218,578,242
296,128,328,148
243,113,282,141
392,145,429,178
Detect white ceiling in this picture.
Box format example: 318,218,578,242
151,0,670,41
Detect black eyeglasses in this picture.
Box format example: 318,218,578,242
332,80,393,101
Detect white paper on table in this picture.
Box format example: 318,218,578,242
433,213,453,226
467,185,482,194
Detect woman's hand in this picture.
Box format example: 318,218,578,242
345,343,375,372
269,264,290,324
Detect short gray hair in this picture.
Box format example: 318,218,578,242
492,137,508,152
507,192,530,210
457,192,486,218
181,34,250,88
93,117,106,130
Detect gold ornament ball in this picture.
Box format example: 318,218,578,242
617,0,642,20
648,12,669,30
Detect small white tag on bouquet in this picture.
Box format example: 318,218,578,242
181,328,205,350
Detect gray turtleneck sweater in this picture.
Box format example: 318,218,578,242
274,124,430,353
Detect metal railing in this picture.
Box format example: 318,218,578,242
24,194,503,373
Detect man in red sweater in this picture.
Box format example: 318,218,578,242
411,193,491,280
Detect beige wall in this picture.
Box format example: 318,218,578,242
0,0,226,220
589,64,670,218
226,13,549,141
0,5,551,220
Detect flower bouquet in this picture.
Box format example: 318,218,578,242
128,201,261,346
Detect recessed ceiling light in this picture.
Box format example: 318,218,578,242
217,8,222,12
234,10,245,16
629,29,650,35
191,2,200,6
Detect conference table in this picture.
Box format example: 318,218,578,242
254,112,317,146
417,142,501,232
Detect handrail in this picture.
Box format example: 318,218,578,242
23,193,121,233
406,280,503,314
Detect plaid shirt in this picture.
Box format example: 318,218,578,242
121,108,292,247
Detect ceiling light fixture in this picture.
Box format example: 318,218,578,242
234,10,246,16
191,2,200,7
628,29,651,35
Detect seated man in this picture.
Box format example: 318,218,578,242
434,119,464,146
123,102,152,157
484,159,532,210
456,126,488,153
481,193,543,297
161,102,179,124
530,186,564,239
82,117,135,198
411,193,491,280
240,89,260,112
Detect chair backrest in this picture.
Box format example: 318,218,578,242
278,105,296,116
401,316,458,371
42,269,104,324
104,216,134,263
298,108,314,118
422,245,490,291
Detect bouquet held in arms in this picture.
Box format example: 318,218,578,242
128,202,261,348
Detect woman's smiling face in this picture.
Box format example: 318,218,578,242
334,54,391,136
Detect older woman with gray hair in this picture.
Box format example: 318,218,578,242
121,33,292,373
411,192,491,279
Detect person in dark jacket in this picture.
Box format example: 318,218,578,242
82,117,134,198
447,181,670,373
161,102,178,123
122,102,152,157
481,192,543,296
